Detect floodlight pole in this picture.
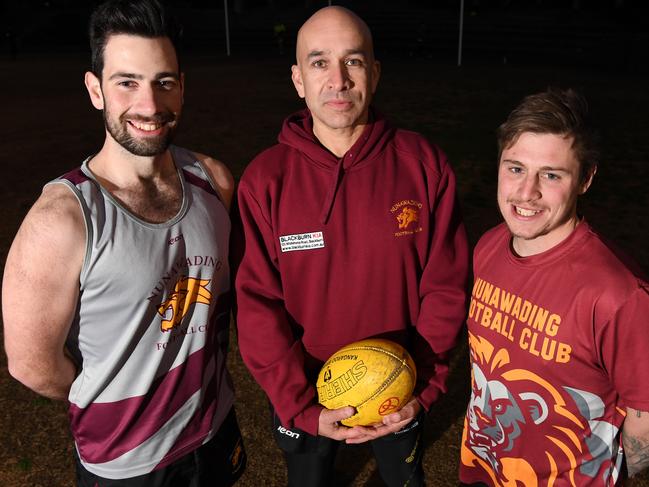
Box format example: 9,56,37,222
457,0,464,67
224,0,231,56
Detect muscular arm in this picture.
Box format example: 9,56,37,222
196,153,235,212
624,407,649,477
2,184,85,400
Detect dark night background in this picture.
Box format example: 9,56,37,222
2,0,649,67
1,1,649,485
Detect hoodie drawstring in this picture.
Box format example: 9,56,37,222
319,158,345,225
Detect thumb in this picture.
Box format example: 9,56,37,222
327,406,356,422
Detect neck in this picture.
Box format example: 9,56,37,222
313,122,367,158
86,136,182,223
89,136,175,186
512,215,581,257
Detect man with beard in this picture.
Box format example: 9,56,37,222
2,1,245,485
235,6,469,486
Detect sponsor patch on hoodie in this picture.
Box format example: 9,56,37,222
279,231,325,252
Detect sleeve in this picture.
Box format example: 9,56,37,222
234,179,322,435
600,284,649,411
413,155,470,411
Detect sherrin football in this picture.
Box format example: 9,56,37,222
316,338,417,426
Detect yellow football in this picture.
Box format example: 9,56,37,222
316,338,417,426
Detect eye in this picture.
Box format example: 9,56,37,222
543,172,561,181
117,80,136,88
508,166,523,174
158,79,177,90
345,58,363,67
311,59,326,68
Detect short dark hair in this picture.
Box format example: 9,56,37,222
89,0,181,77
497,88,599,184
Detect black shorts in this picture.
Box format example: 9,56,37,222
273,409,425,487
74,407,246,487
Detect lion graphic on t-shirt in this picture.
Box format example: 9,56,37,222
461,332,622,486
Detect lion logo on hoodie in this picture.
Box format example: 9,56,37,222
158,277,212,331
396,206,419,229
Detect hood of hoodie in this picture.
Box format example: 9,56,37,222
277,108,395,223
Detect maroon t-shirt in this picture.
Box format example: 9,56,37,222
460,221,649,486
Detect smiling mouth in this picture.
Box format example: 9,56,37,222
128,120,165,132
515,206,541,217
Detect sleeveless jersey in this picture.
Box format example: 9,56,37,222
50,146,234,479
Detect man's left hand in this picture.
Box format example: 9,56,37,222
344,397,422,444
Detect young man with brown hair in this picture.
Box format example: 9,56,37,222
459,88,649,486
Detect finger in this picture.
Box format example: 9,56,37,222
323,406,356,423
345,425,399,444
346,424,377,434
345,435,374,445
382,398,420,425
331,425,373,442
383,410,411,425
384,418,412,432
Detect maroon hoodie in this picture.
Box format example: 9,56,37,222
235,109,469,435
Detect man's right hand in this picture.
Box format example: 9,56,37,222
317,406,365,441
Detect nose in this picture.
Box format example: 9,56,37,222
517,174,541,201
134,83,162,116
327,62,351,91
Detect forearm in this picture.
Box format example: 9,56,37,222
624,434,649,476
623,408,649,477
8,351,76,401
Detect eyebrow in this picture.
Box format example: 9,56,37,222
306,48,367,59
108,71,179,81
306,50,325,59
502,159,571,173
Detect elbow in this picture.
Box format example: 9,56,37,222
7,357,41,391
6,357,61,399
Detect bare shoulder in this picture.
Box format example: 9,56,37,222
5,183,85,282
194,152,235,211
22,183,85,241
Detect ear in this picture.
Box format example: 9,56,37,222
579,165,597,195
84,71,104,110
291,64,305,99
370,60,381,94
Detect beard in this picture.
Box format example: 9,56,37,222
103,108,179,157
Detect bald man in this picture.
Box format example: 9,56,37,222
235,7,469,486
